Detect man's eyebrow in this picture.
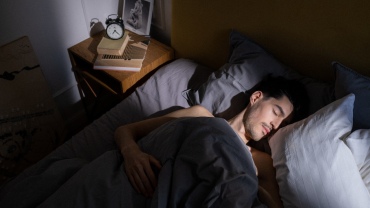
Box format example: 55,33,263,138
275,104,285,117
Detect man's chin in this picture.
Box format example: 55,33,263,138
249,130,266,142
251,135,264,142
256,134,271,141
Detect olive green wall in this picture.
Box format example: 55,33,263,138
172,0,370,82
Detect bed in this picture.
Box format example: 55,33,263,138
1,0,370,207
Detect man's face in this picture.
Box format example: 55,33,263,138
243,91,293,141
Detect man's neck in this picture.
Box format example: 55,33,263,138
227,108,249,144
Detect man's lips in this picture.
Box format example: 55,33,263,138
262,124,271,135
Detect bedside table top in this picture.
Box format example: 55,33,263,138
68,31,174,94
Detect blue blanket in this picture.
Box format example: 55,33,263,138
0,117,258,208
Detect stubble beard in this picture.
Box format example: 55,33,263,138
243,104,260,141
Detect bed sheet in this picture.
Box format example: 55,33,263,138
0,58,234,206
55,58,212,161
0,116,258,207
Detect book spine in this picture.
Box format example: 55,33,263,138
93,65,141,72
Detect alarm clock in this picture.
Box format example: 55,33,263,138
105,14,125,40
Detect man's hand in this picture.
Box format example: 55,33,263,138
122,148,162,197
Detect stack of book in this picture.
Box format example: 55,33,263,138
96,32,129,56
94,32,150,72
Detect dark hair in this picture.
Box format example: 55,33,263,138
250,75,309,122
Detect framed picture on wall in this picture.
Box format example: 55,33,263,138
122,0,153,35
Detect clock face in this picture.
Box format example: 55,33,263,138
106,23,124,40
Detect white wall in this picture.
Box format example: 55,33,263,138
0,0,86,94
0,0,171,135
0,0,88,135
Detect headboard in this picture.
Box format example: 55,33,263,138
171,0,370,83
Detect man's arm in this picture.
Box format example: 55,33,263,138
115,105,213,155
114,105,213,197
250,147,283,208
114,116,173,197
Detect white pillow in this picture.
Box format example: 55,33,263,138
269,94,370,208
345,129,370,192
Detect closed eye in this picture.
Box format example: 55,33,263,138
274,104,285,118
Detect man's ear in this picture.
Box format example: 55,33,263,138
250,91,263,105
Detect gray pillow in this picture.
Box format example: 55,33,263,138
333,61,370,130
183,30,334,119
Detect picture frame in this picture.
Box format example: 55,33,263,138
122,0,154,36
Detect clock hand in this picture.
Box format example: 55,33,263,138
113,30,120,35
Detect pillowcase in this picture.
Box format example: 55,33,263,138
183,30,334,120
333,61,370,130
269,94,370,208
344,129,370,192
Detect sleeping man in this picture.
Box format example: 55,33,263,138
115,76,308,207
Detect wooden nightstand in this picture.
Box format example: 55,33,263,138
68,31,174,120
